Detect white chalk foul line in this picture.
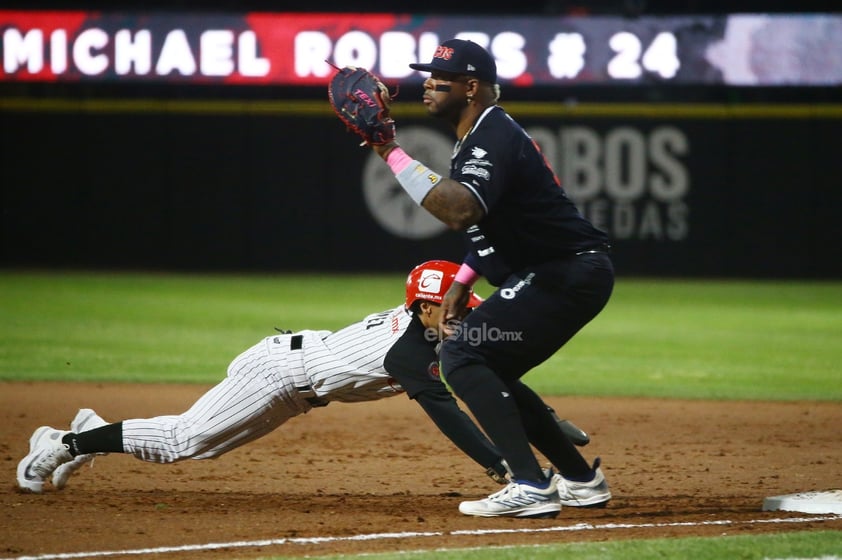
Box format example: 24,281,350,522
4,515,840,560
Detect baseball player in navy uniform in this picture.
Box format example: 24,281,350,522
17,260,600,505
372,39,614,518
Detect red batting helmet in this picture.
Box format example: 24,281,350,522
405,260,483,310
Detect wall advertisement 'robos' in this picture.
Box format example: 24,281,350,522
1,104,838,278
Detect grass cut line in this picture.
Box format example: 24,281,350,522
3,515,839,560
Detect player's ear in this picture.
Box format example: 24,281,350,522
418,301,440,317
464,78,478,96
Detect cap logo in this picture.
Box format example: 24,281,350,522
433,46,455,61
467,64,476,71
418,269,443,294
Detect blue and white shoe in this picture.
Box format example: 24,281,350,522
554,458,612,508
459,476,561,518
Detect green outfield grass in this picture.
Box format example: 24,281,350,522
1,270,840,400
2,270,841,559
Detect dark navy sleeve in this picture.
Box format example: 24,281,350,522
464,251,481,272
383,316,444,399
383,315,502,469
413,389,502,470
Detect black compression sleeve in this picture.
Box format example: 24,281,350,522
64,422,124,455
414,389,502,469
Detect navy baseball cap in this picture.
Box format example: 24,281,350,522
409,39,497,83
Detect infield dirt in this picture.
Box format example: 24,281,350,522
2,382,841,558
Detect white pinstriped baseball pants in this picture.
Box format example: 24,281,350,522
121,336,313,463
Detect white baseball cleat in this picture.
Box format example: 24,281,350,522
17,426,73,493
459,477,561,518
52,408,109,490
554,457,612,508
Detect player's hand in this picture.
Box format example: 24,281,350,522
372,141,400,161
439,281,471,337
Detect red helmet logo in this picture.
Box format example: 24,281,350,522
418,270,443,292
405,260,483,309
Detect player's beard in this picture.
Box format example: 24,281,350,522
426,94,468,127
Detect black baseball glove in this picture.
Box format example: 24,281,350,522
328,66,395,146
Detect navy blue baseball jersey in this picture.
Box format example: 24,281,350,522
451,106,609,286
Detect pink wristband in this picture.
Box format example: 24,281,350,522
454,263,480,286
385,147,414,175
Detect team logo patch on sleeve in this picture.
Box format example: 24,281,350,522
461,164,491,180
461,146,491,180
427,361,441,379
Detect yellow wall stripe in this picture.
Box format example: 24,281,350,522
2,97,841,119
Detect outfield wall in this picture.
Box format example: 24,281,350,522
1,98,840,278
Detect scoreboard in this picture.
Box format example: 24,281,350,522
1,11,840,87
